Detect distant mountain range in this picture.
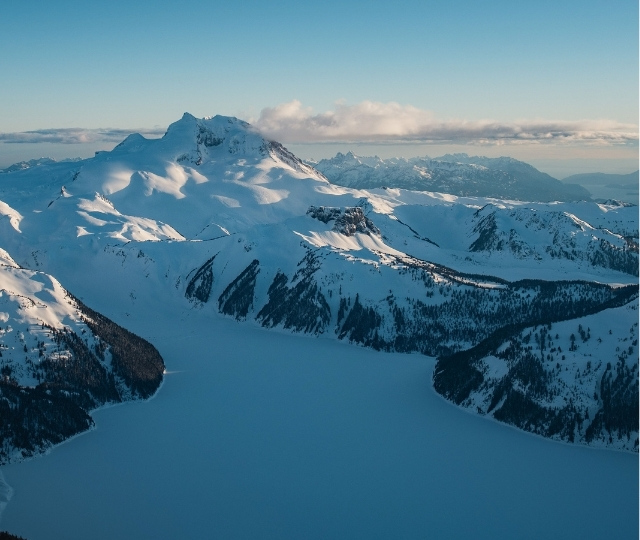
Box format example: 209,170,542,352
0,157,81,174
561,171,639,204
311,152,592,202
562,170,639,186
0,113,636,461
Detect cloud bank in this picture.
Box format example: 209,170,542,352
0,127,166,145
2,103,636,149
255,100,638,146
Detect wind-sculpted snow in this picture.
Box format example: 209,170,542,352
0,114,334,246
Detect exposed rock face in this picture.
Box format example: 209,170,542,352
0,112,636,456
307,206,380,236
207,235,638,451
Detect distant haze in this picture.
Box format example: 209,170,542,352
0,136,637,181
561,170,639,204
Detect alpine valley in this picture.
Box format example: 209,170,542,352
0,113,637,537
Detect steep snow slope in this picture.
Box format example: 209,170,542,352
0,114,334,244
0,114,636,540
375,192,638,281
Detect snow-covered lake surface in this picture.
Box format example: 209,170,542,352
1,309,638,539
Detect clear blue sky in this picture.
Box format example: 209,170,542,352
1,0,637,176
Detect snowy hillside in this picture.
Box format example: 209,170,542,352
0,112,636,455
435,300,638,452
468,203,637,275
0,251,164,464
312,151,591,202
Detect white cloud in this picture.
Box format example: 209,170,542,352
0,127,166,144
254,100,639,146
2,104,636,149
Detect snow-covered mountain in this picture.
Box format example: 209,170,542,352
312,151,591,202
0,250,164,463
0,113,636,458
468,203,637,275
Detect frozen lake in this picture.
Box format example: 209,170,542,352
1,310,637,539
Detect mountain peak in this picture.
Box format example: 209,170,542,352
165,113,252,138
157,113,269,165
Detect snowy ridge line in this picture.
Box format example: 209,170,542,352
436,285,638,375
392,216,440,247
68,292,165,400
395,253,510,287
313,151,592,203
393,250,636,291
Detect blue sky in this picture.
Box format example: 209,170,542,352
1,0,637,176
